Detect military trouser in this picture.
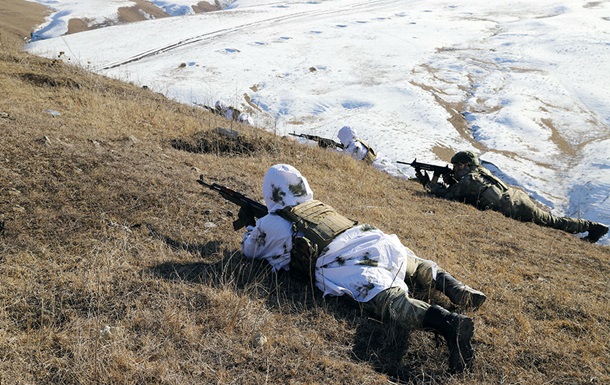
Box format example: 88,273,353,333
363,286,431,329
404,256,439,289
501,189,590,234
362,257,439,329
403,257,486,308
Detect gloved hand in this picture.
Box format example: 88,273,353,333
442,172,457,186
415,169,430,187
432,170,443,184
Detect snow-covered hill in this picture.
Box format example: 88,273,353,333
26,0,610,244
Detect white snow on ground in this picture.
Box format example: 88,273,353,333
25,0,610,244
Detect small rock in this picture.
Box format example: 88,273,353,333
214,126,239,138
251,333,267,348
36,136,51,146
100,325,122,339
44,109,61,117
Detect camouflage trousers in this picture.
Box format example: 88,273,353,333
500,189,590,234
362,286,430,329
362,258,440,329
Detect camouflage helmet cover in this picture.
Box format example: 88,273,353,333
450,151,480,166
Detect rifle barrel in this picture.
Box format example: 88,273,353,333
397,160,452,173
197,175,213,188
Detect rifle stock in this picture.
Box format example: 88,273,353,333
197,176,268,230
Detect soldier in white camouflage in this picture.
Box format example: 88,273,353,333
337,126,376,164
241,164,486,373
420,151,608,243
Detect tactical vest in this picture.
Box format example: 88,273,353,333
277,200,357,279
355,139,377,164
472,167,509,210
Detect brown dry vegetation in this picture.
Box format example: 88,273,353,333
0,0,49,41
1,21,610,385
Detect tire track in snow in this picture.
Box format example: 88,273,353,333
97,0,402,71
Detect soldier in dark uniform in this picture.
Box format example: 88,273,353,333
418,151,608,243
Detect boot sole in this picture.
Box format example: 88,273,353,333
449,317,475,373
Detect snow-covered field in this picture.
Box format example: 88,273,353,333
25,0,610,244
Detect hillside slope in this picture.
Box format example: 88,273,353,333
1,24,610,385
0,0,49,40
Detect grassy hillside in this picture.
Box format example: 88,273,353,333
1,21,610,385
0,0,49,41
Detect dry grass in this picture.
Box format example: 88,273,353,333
1,30,609,385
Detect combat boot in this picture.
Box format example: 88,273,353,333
583,222,608,243
423,305,474,373
435,272,487,309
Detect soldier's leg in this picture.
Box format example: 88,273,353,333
506,190,607,242
435,271,487,309
533,208,607,242
408,259,486,309
423,305,475,373
532,207,589,233
363,286,430,328
363,287,475,373
511,190,590,233
584,222,609,243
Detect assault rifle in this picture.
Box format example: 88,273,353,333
289,132,344,149
397,159,453,175
397,159,456,186
197,175,268,230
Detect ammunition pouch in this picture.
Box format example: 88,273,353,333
290,236,319,279
478,185,504,210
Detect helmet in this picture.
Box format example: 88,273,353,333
451,151,480,166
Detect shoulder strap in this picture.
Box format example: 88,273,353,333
474,166,509,192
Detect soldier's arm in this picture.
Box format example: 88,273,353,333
428,174,473,201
